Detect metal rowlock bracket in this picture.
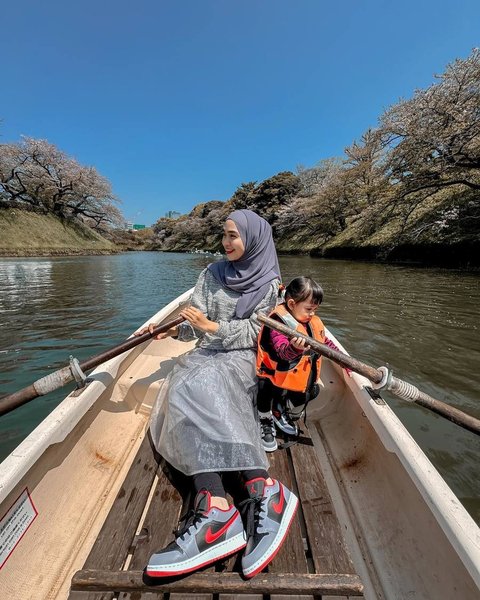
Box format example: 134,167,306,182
69,355,88,389
364,386,385,405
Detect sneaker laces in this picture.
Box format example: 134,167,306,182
238,495,265,539
174,507,207,541
260,417,275,438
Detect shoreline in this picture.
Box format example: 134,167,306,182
0,248,121,257
1,247,478,271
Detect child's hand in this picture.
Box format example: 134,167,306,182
290,336,310,352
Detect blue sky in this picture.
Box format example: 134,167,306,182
2,0,479,225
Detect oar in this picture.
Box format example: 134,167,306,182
0,316,185,418
257,313,480,436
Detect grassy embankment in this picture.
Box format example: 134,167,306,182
0,208,117,256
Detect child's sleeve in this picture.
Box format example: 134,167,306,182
324,336,352,375
270,329,303,361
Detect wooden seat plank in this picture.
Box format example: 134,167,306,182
69,433,160,600
290,428,357,576
267,448,309,573
71,570,364,596
217,488,261,600
126,466,212,600
119,468,184,600
268,446,312,600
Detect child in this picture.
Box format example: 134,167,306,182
256,276,331,451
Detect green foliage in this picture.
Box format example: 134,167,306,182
234,172,301,221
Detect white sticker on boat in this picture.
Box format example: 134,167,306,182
0,488,38,569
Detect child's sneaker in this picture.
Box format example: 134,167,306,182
272,402,298,436
240,478,299,578
259,411,277,452
146,490,246,577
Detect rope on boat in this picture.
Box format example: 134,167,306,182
0,315,186,418
33,367,73,396
389,378,421,403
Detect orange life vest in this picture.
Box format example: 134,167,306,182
256,303,325,393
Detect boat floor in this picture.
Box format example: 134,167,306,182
69,424,363,600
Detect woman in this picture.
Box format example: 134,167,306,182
136,209,298,579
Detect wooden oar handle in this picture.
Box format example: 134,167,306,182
80,316,185,371
257,313,480,436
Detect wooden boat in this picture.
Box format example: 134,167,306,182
0,289,479,599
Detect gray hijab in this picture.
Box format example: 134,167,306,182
208,209,281,318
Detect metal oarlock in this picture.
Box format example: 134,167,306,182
371,366,392,391
69,355,88,388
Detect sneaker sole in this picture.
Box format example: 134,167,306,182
262,440,278,452
242,492,299,578
146,531,246,577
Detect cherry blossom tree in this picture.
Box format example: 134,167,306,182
0,137,123,227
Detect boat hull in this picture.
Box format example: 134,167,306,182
0,291,479,599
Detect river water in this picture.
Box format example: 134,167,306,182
0,252,479,522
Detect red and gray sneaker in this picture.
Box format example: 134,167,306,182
146,490,246,577
240,478,299,578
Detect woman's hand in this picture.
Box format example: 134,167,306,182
180,307,219,334
290,335,310,352
134,323,179,340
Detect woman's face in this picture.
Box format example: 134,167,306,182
222,219,245,261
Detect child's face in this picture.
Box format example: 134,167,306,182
222,219,245,261
287,295,319,324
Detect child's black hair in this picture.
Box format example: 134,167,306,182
284,276,324,305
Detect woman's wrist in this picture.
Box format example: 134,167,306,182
206,320,219,334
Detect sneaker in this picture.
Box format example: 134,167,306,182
259,412,277,452
146,490,246,577
240,478,299,578
272,402,299,436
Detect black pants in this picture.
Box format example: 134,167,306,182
257,378,308,413
193,469,269,498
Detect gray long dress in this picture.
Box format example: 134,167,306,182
149,269,279,476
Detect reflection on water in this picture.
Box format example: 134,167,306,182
0,253,479,523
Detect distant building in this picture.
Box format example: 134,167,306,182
165,210,181,219
125,222,146,231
